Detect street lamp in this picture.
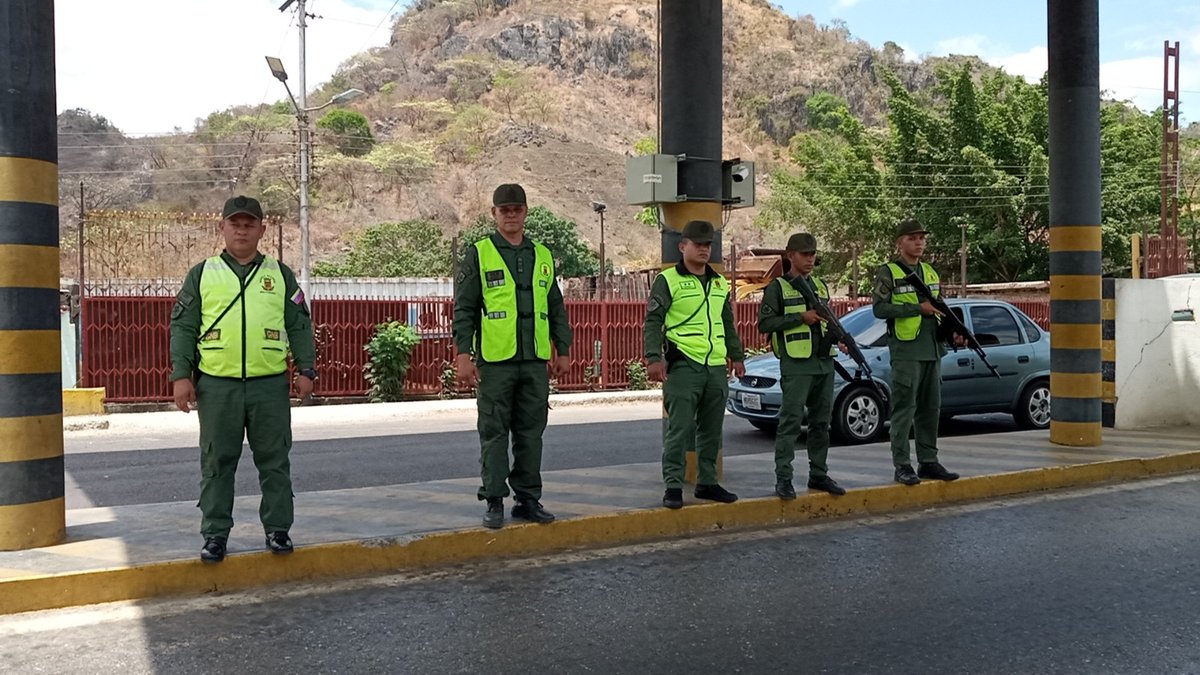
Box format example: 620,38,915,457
955,217,969,297
265,55,364,297
592,201,607,299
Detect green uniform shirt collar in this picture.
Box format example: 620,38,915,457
490,231,531,250
673,261,719,281
220,250,265,268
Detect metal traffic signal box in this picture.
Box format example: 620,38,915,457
625,154,681,205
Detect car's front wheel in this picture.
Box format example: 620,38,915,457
833,386,885,444
1014,379,1051,429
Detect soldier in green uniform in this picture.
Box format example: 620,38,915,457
644,220,745,509
169,195,316,563
758,233,846,499
872,219,960,485
453,183,572,530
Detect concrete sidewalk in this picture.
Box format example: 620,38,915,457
65,389,664,437
5,424,1200,615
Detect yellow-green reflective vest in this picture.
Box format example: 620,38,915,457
661,267,729,367
198,255,289,378
771,276,836,359
886,261,940,341
475,237,554,362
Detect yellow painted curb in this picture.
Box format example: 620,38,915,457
62,388,105,417
4,451,1200,616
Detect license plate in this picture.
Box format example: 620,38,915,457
741,393,761,410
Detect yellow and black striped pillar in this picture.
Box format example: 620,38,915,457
1046,0,1102,447
659,0,724,482
0,1,66,550
1101,278,1116,427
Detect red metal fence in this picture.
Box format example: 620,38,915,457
83,297,1047,402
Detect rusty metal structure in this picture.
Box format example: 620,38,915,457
1145,40,1189,277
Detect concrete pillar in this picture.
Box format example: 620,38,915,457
0,0,66,549
1047,0,1103,446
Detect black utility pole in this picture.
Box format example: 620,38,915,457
0,1,65,549
659,0,724,265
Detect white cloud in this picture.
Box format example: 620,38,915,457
55,0,398,134
833,0,861,8
1123,38,1155,53
1098,56,1200,120
933,35,1048,83
936,34,991,56
894,42,921,63
990,46,1048,83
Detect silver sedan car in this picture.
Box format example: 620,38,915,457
726,299,1052,443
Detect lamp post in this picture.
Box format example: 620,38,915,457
958,218,968,297
265,55,362,298
592,201,607,299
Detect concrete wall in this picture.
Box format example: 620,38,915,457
1114,277,1200,428
60,311,76,388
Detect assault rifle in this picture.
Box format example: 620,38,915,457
895,262,1000,378
790,277,888,403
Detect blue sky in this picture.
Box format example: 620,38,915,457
775,0,1200,120
55,0,1199,133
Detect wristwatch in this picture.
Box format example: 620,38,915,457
298,368,318,380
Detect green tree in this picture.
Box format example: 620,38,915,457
316,109,375,157
881,67,1052,281
491,66,529,120
316,220,452,277
805,92,857,135
633,135,658,156
1098,102,1162,272
457,207,600,277
1180,135,1200,270
312,151,374,206
757,93,887,282
247,156,299,216
364,321,422,403
437,104,495,162
394,98,455,131
364,141,437,203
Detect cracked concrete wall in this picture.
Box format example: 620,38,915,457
1114,277,1200,429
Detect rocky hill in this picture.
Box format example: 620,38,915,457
59,0,988,271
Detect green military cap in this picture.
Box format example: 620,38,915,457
222,195,263,220
492,183,527,206
681,220,715,243
785,233,817,253
895,218,929,239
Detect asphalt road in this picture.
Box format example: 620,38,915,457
63,412,1018,508
5,474,1198,674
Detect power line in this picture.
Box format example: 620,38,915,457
355,0,403,53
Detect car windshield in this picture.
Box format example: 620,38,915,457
838,306,887,347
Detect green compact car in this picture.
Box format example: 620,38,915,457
726,299,1052,443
